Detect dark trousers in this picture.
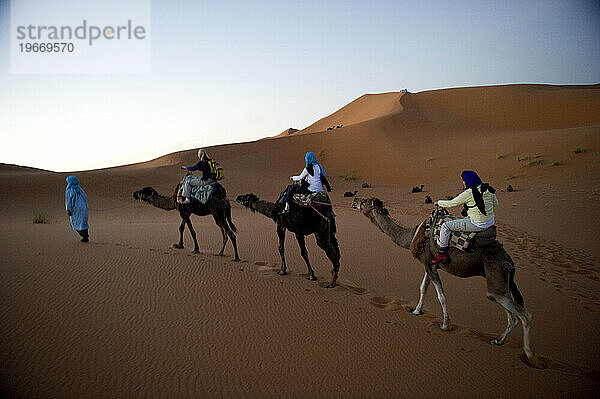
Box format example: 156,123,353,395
77,229,89,240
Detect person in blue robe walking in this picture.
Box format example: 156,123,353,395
65,175,89,242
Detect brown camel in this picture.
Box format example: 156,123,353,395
353,197,534,362
133,183,240,261
236,193,341,287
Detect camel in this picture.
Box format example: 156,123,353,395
411,184,424,193
236,193,341,287
133,183,240,261
353,197,534,362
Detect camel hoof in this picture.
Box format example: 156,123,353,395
439,323,451,331
232,258,240,262
191,249,200,254
324,284,336,289
171,243,184,249
277,270,287,276
491,338,504,346
217,252,224,257
412,309,423,316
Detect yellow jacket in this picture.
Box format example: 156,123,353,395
437,185,498,223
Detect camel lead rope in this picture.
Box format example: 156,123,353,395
308,201,330,222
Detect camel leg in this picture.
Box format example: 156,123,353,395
484,263,534,360
428,268,450,330
225,225,240,262
174,219,186,249
316,233,340,288
412,272,431,315
488,293,534,360
295,233,316,280
213,212,239,261
217,226,227,256
184,217,200,253
277,225,287,276
492,308,518,346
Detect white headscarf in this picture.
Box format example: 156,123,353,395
198,148,209,161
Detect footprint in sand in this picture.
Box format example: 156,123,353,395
256,263,280,273
369,296,406,311
335,281,369,295
347,286,369,295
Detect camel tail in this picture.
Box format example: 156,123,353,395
225,198,237,233
509,273,525,307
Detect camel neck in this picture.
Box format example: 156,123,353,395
148,188,176,210
250,199,277,219
367,209,415,249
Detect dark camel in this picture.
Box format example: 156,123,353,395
236,193,341,287
133,183,240,261
353,197,535,363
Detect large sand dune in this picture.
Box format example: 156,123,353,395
1,84,599,397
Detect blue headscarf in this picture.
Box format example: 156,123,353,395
461,170,482,190
305,152,326,177
66,175,84,195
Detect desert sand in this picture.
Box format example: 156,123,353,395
1,84,599,398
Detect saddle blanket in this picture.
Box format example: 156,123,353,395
425,213,476,252
179,177,218,205
292,191,331,207
275,190,331,208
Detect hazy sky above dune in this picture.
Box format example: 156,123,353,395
1,0,599,171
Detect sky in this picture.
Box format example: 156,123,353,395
0,0,599,172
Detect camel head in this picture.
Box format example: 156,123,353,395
236,193,259,212
133,186,158,202
352,197,389,216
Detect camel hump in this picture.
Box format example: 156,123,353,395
470,225,497,248
214,182,226,197
410,219,428,258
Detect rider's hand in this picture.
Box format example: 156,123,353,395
67,210,72,216
181,166,187,170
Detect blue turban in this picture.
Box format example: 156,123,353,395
461,170,482,189
305,152,326,177
66,175,80,191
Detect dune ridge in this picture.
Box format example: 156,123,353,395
270,84,600,139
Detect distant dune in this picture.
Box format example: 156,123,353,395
284,84,600,137
299,91,406,134
269,127,300,139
